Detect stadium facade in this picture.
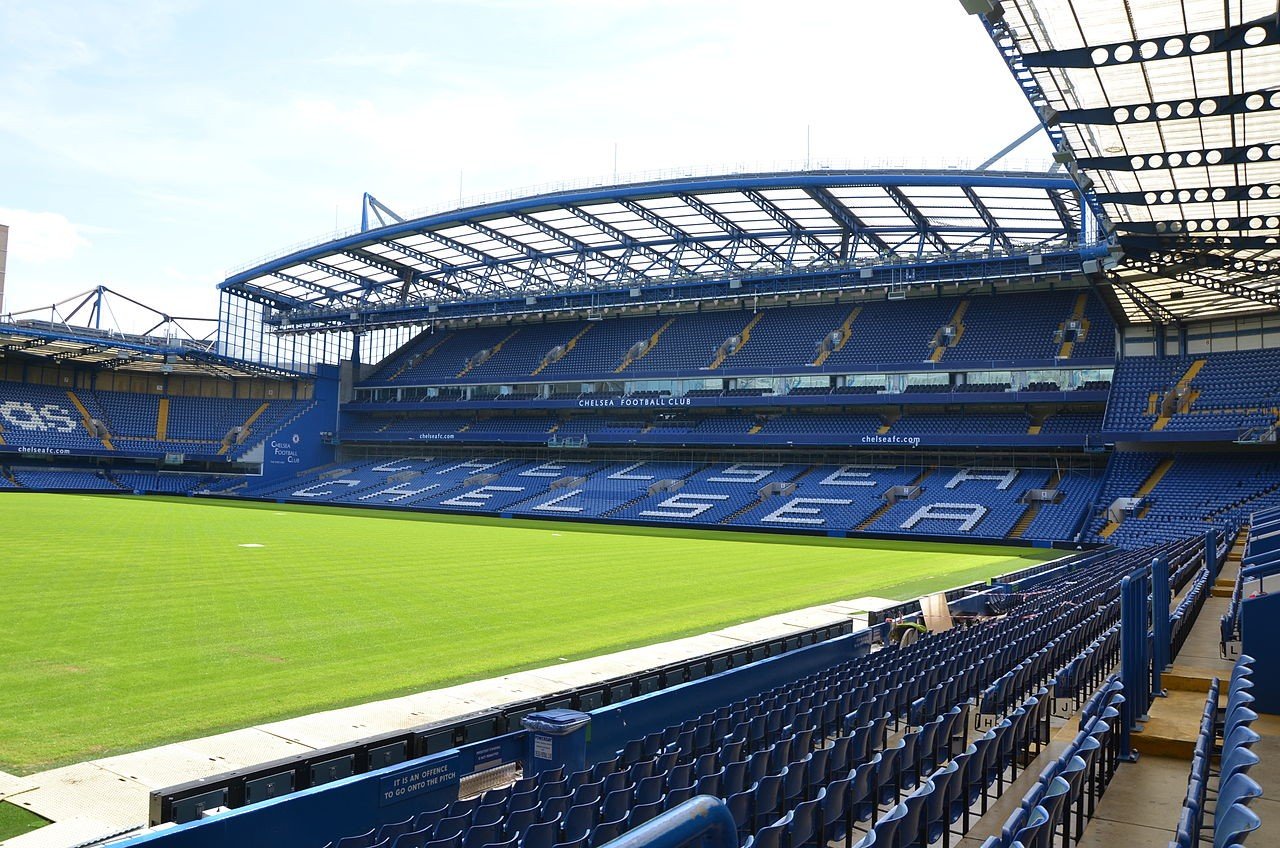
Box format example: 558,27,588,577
0,1,1277,847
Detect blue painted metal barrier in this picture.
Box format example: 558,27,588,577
1205,531,1219,582
1150,555,1170,698
1119,567,1153,760
598,796,737,848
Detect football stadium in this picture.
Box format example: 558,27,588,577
0,2,1277,848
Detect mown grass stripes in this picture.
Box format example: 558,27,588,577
0,494,1053,773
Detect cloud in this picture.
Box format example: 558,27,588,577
0,208,91,263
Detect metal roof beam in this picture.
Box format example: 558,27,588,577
511,213,640,285
881,185,951,254
54,344,111,362
1123,253,1280,308
1078,142,1280,173
1057,88,1280,126
1023,16,1279,69
960,186,1015,251
1,338,53,353
1115,218,1279,236
1126,248,1277,277
676,193,792,266
739,190,842,262
461,219,590,293
801,187,894,255
569,203,704,277
412,227,561,295
366,241,476,296
269,271,364,305
1121,234,1280,252
1046,189,1079,235
1106,274,1176,324
304,261,378,293
1095,183,1279,205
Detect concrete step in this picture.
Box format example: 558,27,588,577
1211,586,1234,597
1163,665,1221,693
1131,690,1210,760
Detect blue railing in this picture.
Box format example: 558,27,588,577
598,796,737,848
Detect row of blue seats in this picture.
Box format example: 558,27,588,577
985,677,1124,848
320,541,1174,848
361,291,1117,388
1174,657,1264,848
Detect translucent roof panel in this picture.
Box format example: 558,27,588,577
221,170,1085,319
973,0,1280,322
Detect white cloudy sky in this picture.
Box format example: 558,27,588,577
0,0,1052,330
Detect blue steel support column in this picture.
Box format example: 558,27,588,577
1120,569,1153,761
1151,556,1170,696
1205,531,1220,581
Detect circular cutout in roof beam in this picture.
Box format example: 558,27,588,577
1245,26,1268,46
1113,44,1134,62
1092,47,1110,64
1164,37,1185,56
1190,34,1212,53
1247,94,1266,111
1140,41,1160,59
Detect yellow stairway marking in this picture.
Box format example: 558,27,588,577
219,402,271,455
857,467,931,531
66,391,113,450
616,317,676,373
391,332,454,380
531,323,595,376
456,329,521,378
1027,424,1042,435
1099,462,1171,537
155,398,169,441
1153,360,1206,430
1009,469,1062,539
877,423,892,435
1136,457,1176,497
708,311,766,369
812,305,862,367
747,423,763,435
1146,392,1159,415
929,299,969,362
1057,293,1088,358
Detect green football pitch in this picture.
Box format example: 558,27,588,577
0,493,1056,774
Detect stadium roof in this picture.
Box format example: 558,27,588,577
966,0,1280,322
221,170,1090,329
0,288,308,379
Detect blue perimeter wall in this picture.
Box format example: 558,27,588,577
117,627,874,848
260,365,339,484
